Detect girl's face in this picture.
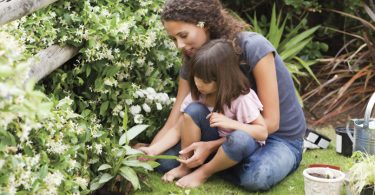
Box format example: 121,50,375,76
163,20,209,57
194,77,217,95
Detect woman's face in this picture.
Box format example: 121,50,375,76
163,20,209,57
194,77,217,95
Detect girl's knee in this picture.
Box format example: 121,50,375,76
183,102,209,118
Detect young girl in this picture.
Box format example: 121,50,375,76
162,39,268,186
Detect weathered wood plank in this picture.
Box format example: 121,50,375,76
0,0,57,25
28,45,79,82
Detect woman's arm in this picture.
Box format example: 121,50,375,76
252,53,280,134
151,77,190,145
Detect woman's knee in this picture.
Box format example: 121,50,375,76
240,166,274,191
222,130,258,162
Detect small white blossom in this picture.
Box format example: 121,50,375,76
134,114,144,124
46,139,68,154
75,177,88,188
156,103,162,110
130,105,141,115
119,111,125,118
125,99,133,105
134,90,144,98
94,143,103,154
44,171,64,187
142,103,151,113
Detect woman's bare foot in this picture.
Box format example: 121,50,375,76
175,168,210,188
162,164,191,182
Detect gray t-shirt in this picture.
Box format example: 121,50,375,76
180,32,306,140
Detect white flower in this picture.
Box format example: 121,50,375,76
44,171,64,187
94,143,103,154
75,177,88,188
125,99,133,105
134,90,144,98
156,103,162,110
56,96,73,108
142,103,151,113
134,114,144,124
129,105,141,115
119,111,125,118
46,139,68,154
145,87,156,95
156,93,170,104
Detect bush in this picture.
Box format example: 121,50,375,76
2,0,180,141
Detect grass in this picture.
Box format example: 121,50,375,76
133,126,353,195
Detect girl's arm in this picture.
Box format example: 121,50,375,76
208,113,268,141
252,53,280,134
150,78,190,145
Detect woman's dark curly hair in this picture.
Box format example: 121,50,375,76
161,0,248,41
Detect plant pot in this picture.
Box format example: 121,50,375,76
335,127,353,157
303,167,346,195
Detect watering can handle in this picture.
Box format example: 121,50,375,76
346,121,354,142
364,92,375,128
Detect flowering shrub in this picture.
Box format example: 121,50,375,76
2,0,180,141
0,31,163,194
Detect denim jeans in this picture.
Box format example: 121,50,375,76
156,102,303,191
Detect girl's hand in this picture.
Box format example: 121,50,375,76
206,112,235,130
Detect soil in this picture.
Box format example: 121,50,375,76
308,172,337,179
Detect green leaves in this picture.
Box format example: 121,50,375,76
98,164,112,171
119,167,140,190
119,125,149,146
247,4,321,105
99,173,114,184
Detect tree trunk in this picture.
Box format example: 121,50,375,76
0,0,57,25
28,45,79,82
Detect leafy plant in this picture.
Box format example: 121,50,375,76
302,1,375,124
348,152,375,194
1,0,180,141
246,4,321,104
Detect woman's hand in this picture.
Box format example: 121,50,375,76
178,142,212,168
207,112,236,130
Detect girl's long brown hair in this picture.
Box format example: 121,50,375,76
189,39,250,113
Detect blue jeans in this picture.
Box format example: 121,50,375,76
156,102,303,191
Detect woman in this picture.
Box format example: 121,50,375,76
143,0,306,191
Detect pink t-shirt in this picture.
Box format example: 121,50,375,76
180,89,263,137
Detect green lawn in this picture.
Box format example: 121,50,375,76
134,126,352,195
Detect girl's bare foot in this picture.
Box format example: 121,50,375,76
137,146,156,162
132,142,149,149
162,164,191,182
176,168,210,188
